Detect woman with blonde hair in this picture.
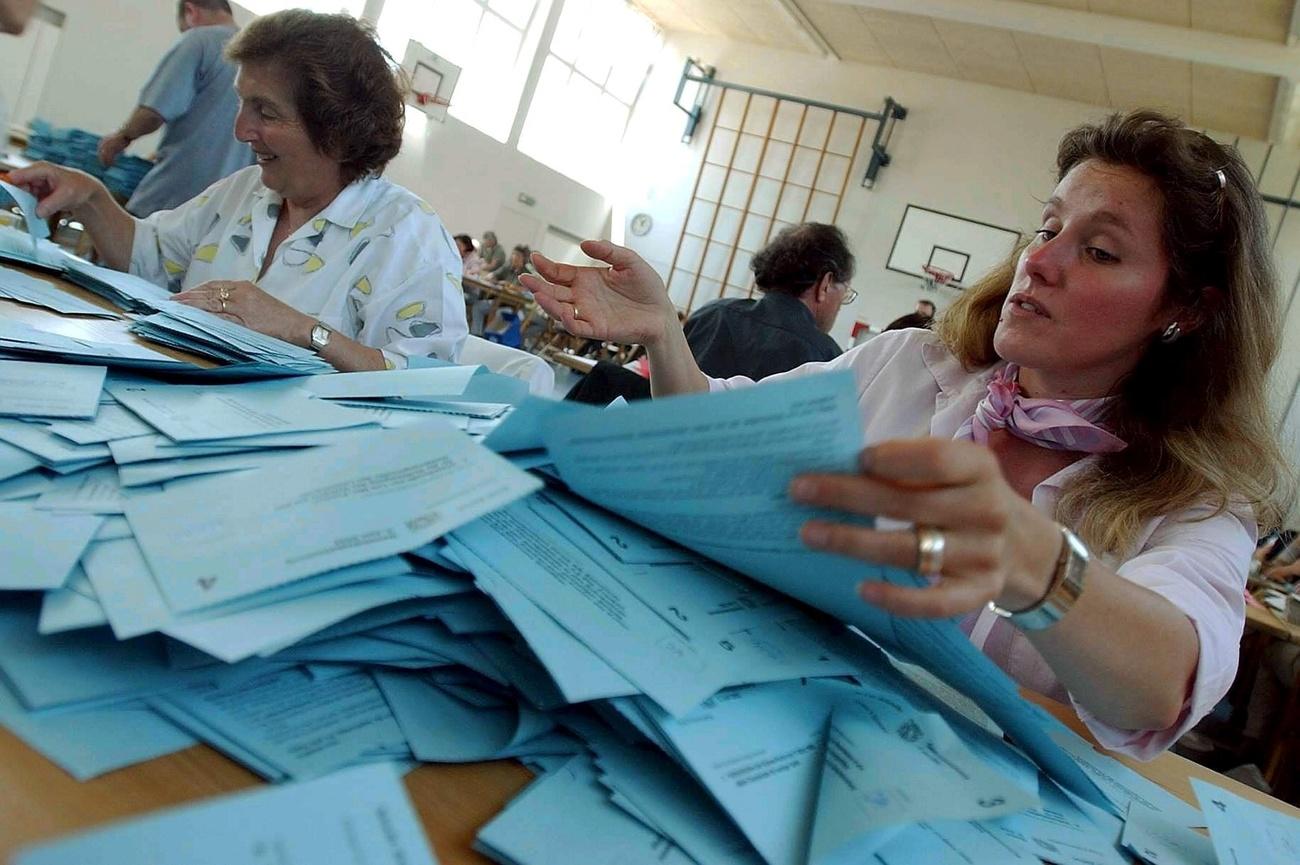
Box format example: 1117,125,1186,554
522,110,1294,758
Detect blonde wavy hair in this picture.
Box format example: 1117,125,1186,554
937,111,1295,554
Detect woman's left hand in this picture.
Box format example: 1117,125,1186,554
790,438,1063,618
172,280,314,346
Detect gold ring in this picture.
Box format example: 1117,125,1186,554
572,305,581,320
218,285,231,302
220,298,227,313
916,526,946,577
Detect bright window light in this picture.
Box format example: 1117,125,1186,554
517,0,660,193
377,0,552,143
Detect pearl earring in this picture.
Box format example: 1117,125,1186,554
1161,322,1182,344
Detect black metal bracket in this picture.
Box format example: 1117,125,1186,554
673,59,907,185
673,58,715,143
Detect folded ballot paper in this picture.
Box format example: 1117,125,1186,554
12,762,438,865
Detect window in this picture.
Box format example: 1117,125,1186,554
377,0,554,143
236,1,367,15
517,0,659,192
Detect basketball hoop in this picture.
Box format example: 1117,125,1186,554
920,263,955,292
413,91,451,108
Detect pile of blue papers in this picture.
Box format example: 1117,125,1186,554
6,361,1285,865
24,119,153,200
0,246,335,378
128,301,334,374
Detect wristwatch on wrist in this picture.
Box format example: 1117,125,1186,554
309,322,332,353
988,524,1089,631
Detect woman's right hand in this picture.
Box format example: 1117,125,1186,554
523,240,679,347
8,162,107,219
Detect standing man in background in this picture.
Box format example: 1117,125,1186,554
97,0,252,216
0,0,39,144
0,0,34,34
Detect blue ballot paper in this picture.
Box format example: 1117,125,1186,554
541,371,1111,813
0,503,102,589
0,359,105,419
0,678,195,781
450,490,858,715
0,266,118,317
807,691,1039,865
125,424,541,613
1119,803,1216,865
1192,777,1300,865
12,762,438,865
476,753,693,865
0,180,51,246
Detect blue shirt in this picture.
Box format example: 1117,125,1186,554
125,24,253,217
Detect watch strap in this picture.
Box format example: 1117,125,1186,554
309,322,332,353
988,524,1089,631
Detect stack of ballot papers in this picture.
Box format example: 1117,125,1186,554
128,301,335,374
0,232,333,376
58,257,175,314
6,359,1290,865
0,265,120,318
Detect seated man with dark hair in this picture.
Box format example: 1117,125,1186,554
567,222,852,404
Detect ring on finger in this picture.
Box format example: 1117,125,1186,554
572,305,581,320
915,525,946,577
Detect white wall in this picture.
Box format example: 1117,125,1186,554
34,0,184,154
384,110,611,250
28,0,609,246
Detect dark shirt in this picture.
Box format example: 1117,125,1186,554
565,291,842,404
683,291,843,379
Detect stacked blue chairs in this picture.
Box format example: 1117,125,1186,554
24,119,153,200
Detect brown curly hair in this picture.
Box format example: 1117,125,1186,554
226,10,406,185
938,110,1294,553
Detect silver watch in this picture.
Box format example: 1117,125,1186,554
309,322,332,353
988,525,1089,631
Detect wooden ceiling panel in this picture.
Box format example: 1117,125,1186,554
629,0,705,33
1013,33,1109,106
1190,0,1293,43
1100,47,1192,119
629,0,1290,141
1015,0,1089,9
728,0,812,47
1087,0,1190,27
856,9,961,78
799,1,895,66
932,20,1034,91
1191,64,1278,140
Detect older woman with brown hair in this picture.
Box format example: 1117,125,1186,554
523,110,1295,758
12,10,466,371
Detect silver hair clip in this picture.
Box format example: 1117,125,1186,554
1215,168,1227,189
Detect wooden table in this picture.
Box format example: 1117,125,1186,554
0,261,214,367
2,692,1297,861
1246,598,1300,645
